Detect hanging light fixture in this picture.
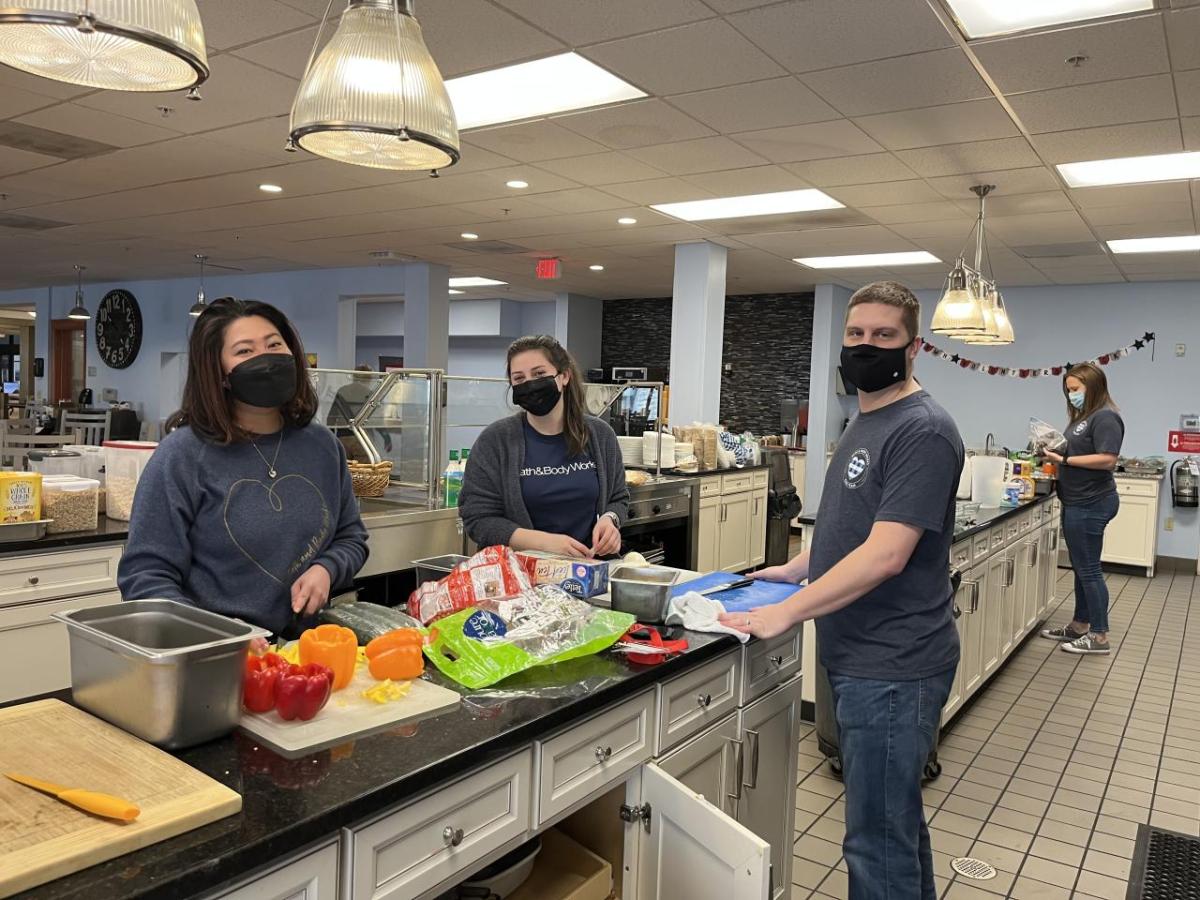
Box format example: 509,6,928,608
0,1,208,92
930,258,984,334
67,264,90,320
288,0,459,173
189,253,208,317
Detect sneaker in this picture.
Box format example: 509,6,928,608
1061,634,1111,655
1041,624,1087,642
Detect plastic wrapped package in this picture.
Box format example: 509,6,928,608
423,585,636,689
1029,418,1067,454
407,545,531,624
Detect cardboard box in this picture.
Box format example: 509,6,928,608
506,829,612,900
516,552,610,599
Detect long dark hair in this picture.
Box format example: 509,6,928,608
506,334,589,458
174,297,317,444
1064,362,1118,426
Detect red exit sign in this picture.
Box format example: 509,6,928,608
535,258,562,280
1169,431,1200,453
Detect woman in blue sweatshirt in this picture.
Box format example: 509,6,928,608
118,298,368,638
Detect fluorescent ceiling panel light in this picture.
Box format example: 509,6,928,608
448,276,507,288
460,232,478,240
589,265,605,271
794,251,941,269
945,0,1152,38
506,180,529,189
617,217,637,225
448,289,465,294
652,189,844,222
446,52,646,130
258,183,283,193
1057,151,1200,187
1107,235,1200,253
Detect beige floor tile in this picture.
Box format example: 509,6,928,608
1029,835,1085,867
1082,849,1131,880
997,791,1050,817
791,885,811,900
817,867,848,899
791,856,833,890
966,839,1024,874
941,794,994,821
1017,855,1079,890
1149,810,1200,835
929,828,975,858
1073,869,1128,900
1009,875,1072,900
1103,784,1152,808
987,806,1041,834
1099,798,1150,823
805,815,844,846
1151,794,1200,817
1086,831,1135,859
931,810,984,839
796,791,837,815
795,834,842,867
794,810,819,833
1035,819,1091,847
943,882,997,900
977,822,1033,852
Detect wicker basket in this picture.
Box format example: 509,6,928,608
348,460,393,498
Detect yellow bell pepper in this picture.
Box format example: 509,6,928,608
298,624,358,691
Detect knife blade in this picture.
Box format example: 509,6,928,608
5,772,140,822
698,578,754,597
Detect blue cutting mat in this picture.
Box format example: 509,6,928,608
671,572,800,613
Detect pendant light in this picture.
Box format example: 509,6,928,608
67,264,90,320
189,253,207,317
287,0,459,173
0,1,208,92
930,258,984,334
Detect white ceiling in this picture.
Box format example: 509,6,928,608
0,0,1199,298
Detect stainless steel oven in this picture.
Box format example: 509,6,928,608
621,479,697,569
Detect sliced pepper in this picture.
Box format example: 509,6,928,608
361,679,412,704
275,663,333,721
242,652,288,713
298,624,358,691
365,629,425,681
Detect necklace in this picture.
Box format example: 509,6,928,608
250,429,284,479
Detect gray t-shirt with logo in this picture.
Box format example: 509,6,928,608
812,391,964,680
1058,407,1123,506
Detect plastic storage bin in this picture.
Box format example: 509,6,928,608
43,476,100,534
27,449,83,479
102,440,157,521
65,444,107,513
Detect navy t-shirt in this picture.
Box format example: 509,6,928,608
812,391,964,681
1058,407,1123,506
520,420,600,545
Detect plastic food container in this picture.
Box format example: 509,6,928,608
0,471,42,523
43,476,100,534
65,444,107,513
413,553,469,587
609,564,680,623
53,599,269,748
102,440,157,521
27,449,83,479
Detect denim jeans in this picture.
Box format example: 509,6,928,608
1061,491,1119,634
829,668,956,900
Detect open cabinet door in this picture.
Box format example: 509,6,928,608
637,763,771,900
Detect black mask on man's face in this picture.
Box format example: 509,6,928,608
839,343,909,393
511,375,561,416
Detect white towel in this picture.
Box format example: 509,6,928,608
665,592,750,643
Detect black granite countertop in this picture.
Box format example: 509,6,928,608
0,515,128,556
794,494,1054,541
12,629,739,900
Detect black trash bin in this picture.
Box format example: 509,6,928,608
761,447,802,568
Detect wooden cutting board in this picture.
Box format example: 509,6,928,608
239,666,461,758
0,699,241,898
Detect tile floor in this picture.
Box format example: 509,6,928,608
791,561,1200,899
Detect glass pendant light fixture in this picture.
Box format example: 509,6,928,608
67,264,90,320
189,253,207,317
0,1,208,92
288,0,459,173
930,259,984,334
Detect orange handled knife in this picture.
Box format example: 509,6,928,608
4,772,140,822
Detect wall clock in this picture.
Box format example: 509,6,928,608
95,289,143,370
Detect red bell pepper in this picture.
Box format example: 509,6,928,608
243,652,288,713
275,663,334,721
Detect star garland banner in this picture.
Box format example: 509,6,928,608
921,333,1156,378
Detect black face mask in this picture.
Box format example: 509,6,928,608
512,375,561,417
840,343,909,394
227,353,296,409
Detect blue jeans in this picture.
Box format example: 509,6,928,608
1061,491,1119,635
829,668,955,900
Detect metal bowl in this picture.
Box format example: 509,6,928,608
609,564,680,623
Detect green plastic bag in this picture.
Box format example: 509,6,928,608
423,585,635,689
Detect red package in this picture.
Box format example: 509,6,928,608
407,545,532,624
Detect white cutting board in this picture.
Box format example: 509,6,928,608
239,662,460,758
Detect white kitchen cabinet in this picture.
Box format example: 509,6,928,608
982,550,1008,682
1038,524,1058,619
207,841,339,900
788,454,806,528
749,491,767,569
1018,531,1041,637
718,491,753,573
950,566,983,717
657,714,741,819
1102,477,1161,576
697,496,720,574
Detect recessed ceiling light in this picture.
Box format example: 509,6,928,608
460,232,479,240
258,183,284,193
445,52,646,131
1057,151,1200,188
589,264,605,271
27,310,36,318
794,251,942,269
944,0,1152,38
652,189,844,222
448,276,508,288
506,180,529,189
617,217,637,225
449,289,465,294
1107,235,1200,254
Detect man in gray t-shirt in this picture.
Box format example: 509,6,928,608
722,281,963,900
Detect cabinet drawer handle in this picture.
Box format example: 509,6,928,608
27,576,39,586
442,826,464,847
696,693,713,708
594,745,612,763
769,654,784,667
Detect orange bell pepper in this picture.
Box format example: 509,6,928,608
298,624,358,691
365,629,425,681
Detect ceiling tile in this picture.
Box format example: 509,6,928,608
826,180,946,207
1165,7,1200,70
853,99,1019,151
0,85,59,120
983,211,1095,244
952,191,1073,217
0,145,61,178
416,0,564,78
1080,201,1195,225
554,100,715,149
583,20,785,95
733,120,883,163
15,103,182,149
727,0,954,74
601,177,713,204
1183,115,1200,148
229,25,318,79
1007,74,1178,134
668,77,839,133
895,138,1040,177
536,152,668,185
1175,70,1200,117
926,167,1062,199
863,201,969,224
799,49,989,116
783,152,918,186
194,0,316,49
970,15,1169,95
738,224,912,256
0,64,94,101
1030,119,1183,163
701,0,779,11
463,121,607,162
626,136,769,175
680,165,813,196
522,188,630,214
491,0,714,44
